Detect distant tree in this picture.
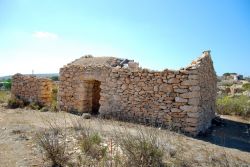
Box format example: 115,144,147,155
223,72,238,76
3,79,12,90
223,73,231,76
50,76,59,81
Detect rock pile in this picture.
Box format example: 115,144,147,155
11,74,53,106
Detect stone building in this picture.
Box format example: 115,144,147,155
58,51,217,135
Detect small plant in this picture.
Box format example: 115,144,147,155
79,132,107,160
50,87,58,112
115,126,165,167
36,129,69,167
242,83,250,91
7,98,25,108
28,102,42,110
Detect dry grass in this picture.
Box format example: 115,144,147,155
33,116,250,167
113,126,165,167
0,90,10,103
36,129,70,167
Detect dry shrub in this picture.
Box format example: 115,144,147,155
50,87,58,112
114,125,165,167
28,102,43,110
35,116,69,167
79,132,107,160
72,118,108,160
36,129,69,167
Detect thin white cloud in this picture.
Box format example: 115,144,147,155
32,31,58,40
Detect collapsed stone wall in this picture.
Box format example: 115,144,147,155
11,74,53,106
58,51,217,135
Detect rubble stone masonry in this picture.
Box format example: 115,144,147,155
58,51,217,135
11,74,53,106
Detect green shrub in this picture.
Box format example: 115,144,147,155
2,79,12,90
223,73,236,76
216,95,250,118
242,83,250,91
50,76,59,81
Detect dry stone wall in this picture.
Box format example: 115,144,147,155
58,66,110,113
11,74,53,106
59,51,216,135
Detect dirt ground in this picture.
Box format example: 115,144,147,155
0,103,250,167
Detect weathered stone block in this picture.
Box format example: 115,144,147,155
181,80,199,86
180,91,200,99
188,98,200,105
175,97,188,103
159,84,173,92
180,105,198,112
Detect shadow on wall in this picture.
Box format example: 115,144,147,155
196,118,250,153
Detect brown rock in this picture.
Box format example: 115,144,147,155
175,97,188,103
168,78,180,84
171,108,181,112
159,84,173,92
189,86,200,91
188,98,200,105
181,80,199,86
180,91,200,99
188,75,199,80
174,88,188,93
187,112,201,118
180,105,198,112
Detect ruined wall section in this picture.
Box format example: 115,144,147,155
195,52,217,132
100,68,188,130
11,74,53,106
99,52,216,135
58,65,110,113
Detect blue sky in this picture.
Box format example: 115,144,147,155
0,0,249,77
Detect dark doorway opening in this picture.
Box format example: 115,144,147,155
82,80,101,115
90,80,101,115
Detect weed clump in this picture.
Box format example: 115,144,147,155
242,83,250,91
35,129,69,167
79,132,107,160
7,98,25,108
115,126,165,167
